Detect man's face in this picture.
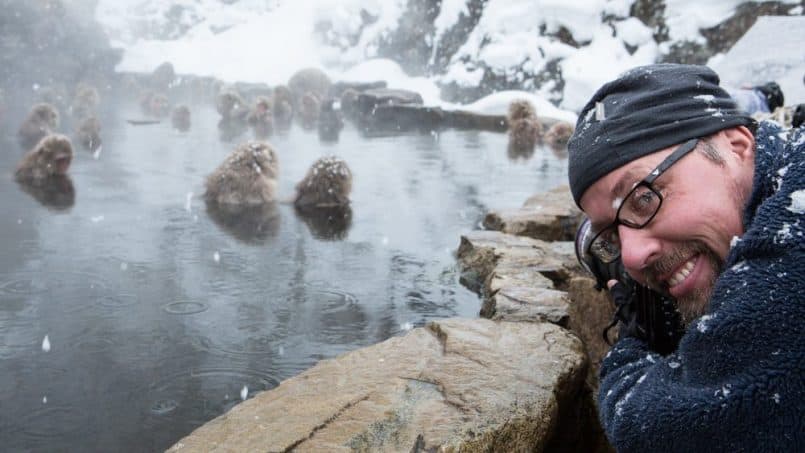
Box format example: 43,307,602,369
579,129,754,323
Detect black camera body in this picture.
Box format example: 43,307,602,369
575,218,684,355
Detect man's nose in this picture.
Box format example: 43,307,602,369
618,224,662,273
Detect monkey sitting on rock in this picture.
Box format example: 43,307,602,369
293,155,352,208
204,141,279,206
506,99,542,156
18,103,60,150
75,116,102,151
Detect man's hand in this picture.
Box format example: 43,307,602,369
604,280,646,343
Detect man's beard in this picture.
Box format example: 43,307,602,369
644,240,723,325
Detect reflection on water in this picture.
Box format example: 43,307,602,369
0,93,568,451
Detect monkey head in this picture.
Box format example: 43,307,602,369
507,99,537,122
294,155,352,208
16,134,73,181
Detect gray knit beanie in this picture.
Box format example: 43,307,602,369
567,63,755,207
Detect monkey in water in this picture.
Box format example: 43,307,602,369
171,105,191,132
18,103,60,150
15,134,73,182
247,96,273,138
506,99,542,156
293,155,352,208
75,116,102,151
204,141,279,206
543,121,574,152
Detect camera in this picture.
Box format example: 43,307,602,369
574,218,684,354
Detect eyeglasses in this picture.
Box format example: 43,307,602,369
587,138,700,263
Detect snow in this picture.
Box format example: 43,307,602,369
788,190,805,214
42,335,51,352
95,0,803,115
240,385,248,401
461,91,577,123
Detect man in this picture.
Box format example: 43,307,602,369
567,64,804,451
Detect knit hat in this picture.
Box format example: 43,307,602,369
567,63,755,207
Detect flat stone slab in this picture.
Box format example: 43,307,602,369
457,230,581,324
484,185,583,242
168,318,587,452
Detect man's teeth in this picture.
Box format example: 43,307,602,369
668,258,695,287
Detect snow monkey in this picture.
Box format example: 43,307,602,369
18,103,60,150
287,67,332,108
15,134,73,182
543,121,575,151
299,92,321,130
506,99,542,154
171,105,191,132
215,88,249,121
204,141,279,206
272,85,294,130
75,116,102,151
71,83,100,119
247,96,273,138
318,98,344,142
293,155,352,208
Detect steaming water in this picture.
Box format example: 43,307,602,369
0,95,567,451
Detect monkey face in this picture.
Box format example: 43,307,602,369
37,135,73,176
33,104,60,129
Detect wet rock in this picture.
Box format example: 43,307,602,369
443,109,507,132
330,80,387,98
168,318,588,452
355,88,424,117
483,185,583,242
358,104,444,135
457,228,579,325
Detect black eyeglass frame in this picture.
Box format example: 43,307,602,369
587,138,700,263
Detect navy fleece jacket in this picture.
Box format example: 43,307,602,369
598,121,805,452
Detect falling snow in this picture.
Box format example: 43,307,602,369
42,335,51,352
213,251,221,263
240,385,248,401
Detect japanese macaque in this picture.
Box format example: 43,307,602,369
139,91,170,117
273,85,293,130
15,134,73,182
171,105,191,131
543,121,574,152
215,89,249,121
71,83,100,119
287,68,332,107
75,116,101,151
204,141,279,206
506,99,542,155
318,99,344,142
18,103,60,150
293,155,352,208
299,92,320,130
247,96,273,138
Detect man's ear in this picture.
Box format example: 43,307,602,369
722,126,755,162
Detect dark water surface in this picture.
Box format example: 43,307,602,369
0,96,568,451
